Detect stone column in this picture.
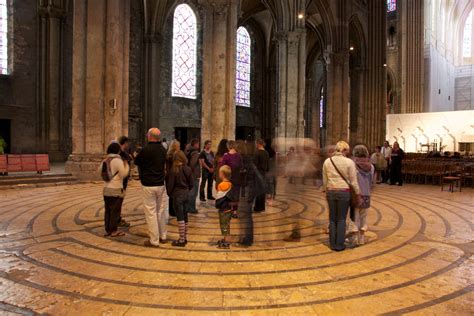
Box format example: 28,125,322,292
143,33,162,137
325,51,350,145
275,29,306,149
363,0,387,148
38,1,66,161
199,0,239,147
400,0,424,113
66,0,130,179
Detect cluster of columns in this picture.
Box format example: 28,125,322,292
400,0,424,113
38,0,66,161
66,0,130,178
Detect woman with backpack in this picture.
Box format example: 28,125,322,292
99,143,130,237
165,151,194,247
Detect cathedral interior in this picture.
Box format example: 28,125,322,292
0,0,473,314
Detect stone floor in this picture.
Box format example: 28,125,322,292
0,180,472,315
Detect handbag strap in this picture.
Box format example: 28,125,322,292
330,157,352,188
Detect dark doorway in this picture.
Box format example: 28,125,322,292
236,126,255,141
174,127,201,151
0,119,11,154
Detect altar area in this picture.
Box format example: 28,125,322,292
386,110,474,153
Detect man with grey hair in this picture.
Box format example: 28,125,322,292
134,128,168,247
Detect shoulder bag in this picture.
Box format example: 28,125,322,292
330,157,359,208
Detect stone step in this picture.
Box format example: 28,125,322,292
0,174,80,187
0,173,74,181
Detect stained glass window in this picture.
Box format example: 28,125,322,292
387,0,396,12
172,4,197,99
319,87,324,128
0,0,8,75
235,26,251,107
463,10,472,58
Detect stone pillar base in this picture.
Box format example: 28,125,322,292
48,151,67,163
65,153,105,180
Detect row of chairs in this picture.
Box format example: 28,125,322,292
402,160,474,187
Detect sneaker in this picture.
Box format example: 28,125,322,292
172,240,186,247
118,219,131,227
159,238,169,244
144,240,159,248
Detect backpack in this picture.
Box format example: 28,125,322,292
101,157,118,182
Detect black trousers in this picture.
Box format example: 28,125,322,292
254,194,266,212
390,163,403,185
104,196,123,234
199,169,214,199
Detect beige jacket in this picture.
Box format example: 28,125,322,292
322,152,361,194
99,154,130,197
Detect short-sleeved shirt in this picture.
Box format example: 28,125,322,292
199,150,215,169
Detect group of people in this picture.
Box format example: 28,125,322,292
98,128,404,252
370,140,405,186
99,128,273,249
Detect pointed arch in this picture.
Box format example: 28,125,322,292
171,3,197,99
235,26,252,107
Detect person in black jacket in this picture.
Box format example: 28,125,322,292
254,139,270,212
134,128,168,247
389,141,405,186
166,151,194,247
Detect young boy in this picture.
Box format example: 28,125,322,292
214,165,233,249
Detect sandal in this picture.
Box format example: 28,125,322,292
217,241,230,249
110,231,125,237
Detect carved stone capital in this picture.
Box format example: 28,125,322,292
331,52,349,65
273,31,288,43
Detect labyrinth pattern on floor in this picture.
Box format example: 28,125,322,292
0,181,472,315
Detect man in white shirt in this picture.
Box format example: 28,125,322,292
381,141,392,183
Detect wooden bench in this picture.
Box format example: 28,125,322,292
0,154,50,175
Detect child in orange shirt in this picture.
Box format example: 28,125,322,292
214,165,233,249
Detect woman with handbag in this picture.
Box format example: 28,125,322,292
322,141,361,251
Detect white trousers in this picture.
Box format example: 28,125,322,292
142,185,167,245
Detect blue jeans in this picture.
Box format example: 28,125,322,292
187,178,200,212
326,191,351,251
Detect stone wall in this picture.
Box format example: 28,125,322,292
0,0,72,159
236,20,265,140
0,0,38,154
152,1,203,143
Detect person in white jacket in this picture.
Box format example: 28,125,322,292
99,142,130,237
322,141,361,251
